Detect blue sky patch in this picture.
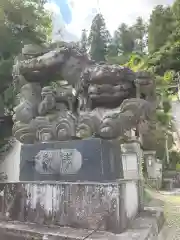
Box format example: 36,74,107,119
54,0,72,24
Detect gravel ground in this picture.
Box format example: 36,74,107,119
163,101,180,239
163,201,180,240
146,188,180,240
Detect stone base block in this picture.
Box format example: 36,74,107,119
20,138,123,181
0,181,139,234
0,206,165,240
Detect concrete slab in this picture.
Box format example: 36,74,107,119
0,206,165,240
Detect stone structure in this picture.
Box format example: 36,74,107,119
12,42,156,144
0,43,165,239
144,151,163,190
0,182,165,240
19,139,124,181
144,151,162,179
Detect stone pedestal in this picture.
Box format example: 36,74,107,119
0,139,142,235
121,141,144,210
0,181,139,234
20,138,124,181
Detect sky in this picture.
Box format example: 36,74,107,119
45,0,174,41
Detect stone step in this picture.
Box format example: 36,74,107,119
0,208,165,240
0,221,117,240
0,220,156,240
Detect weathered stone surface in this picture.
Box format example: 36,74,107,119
14,83,41,124
15,44,90,84
22,44,48,57
76,98,153,140
38,86,56,116
13,84,77,143
135,71,156,102
0,203,164,240
98,98,153,139
76,110,101,138
0,181,139,233
19,138,123,181
12,43,156,143
78,64,136,110
12,121,36,144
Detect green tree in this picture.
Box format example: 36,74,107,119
169,0,180,42
114,23,135,55
88,13,110,62
80,29,88,53
172,0,180,22
132,17,147,53
146,41,180,75
148,5,174,53
125,53,146,71
107,42,118,57
0,0,52,111
145,3,180,75
107,29,121,57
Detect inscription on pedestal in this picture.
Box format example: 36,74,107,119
20,138,124,181
35,149,82,175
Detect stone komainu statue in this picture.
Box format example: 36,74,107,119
12,43,156,143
